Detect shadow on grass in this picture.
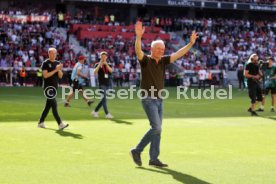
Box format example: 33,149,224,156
137,167,211,184
45,128,84,139
109,118,133,125
265,116,276,121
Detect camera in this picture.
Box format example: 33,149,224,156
259,60,269,70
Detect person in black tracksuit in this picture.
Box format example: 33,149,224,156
244,54,263,116
237,64,245,89
38,48,69,130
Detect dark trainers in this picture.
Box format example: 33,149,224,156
87,100,94,107
271,108,275,112
248,107,252,112
256,108,264,112
64,102,71,107
251,111,258,116
130,149,142,166
149,159,168,167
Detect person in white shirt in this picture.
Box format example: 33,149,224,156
183,74,190,88
198,67,206,89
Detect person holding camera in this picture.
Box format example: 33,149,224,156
244,53,263,116
257,57,276,112
91,51,113,119
64,55,94,107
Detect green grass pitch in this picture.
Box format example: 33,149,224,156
0,87,276,184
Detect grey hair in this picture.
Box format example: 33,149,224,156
48,47,57,54
247,53,257,63
151,40,165,48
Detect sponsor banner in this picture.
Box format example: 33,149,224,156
65,0,276,12
0,14,50,23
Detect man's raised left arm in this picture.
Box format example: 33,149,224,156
170,31,198,63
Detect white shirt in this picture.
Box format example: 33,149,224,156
198,69,207,80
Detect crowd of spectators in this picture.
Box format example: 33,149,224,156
74,16,275,73
172,17,276,72
0,6,78,85
0,5,275,87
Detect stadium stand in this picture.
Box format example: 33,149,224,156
0,0,275,87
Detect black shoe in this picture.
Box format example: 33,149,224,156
248,108,252,112
251,111,258,116
64,102,71,107
87,100,94,107
149,159,168,168
130,149,142,166
271,108,275,112
256,108,264,112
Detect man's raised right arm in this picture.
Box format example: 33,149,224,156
135,21,145,61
